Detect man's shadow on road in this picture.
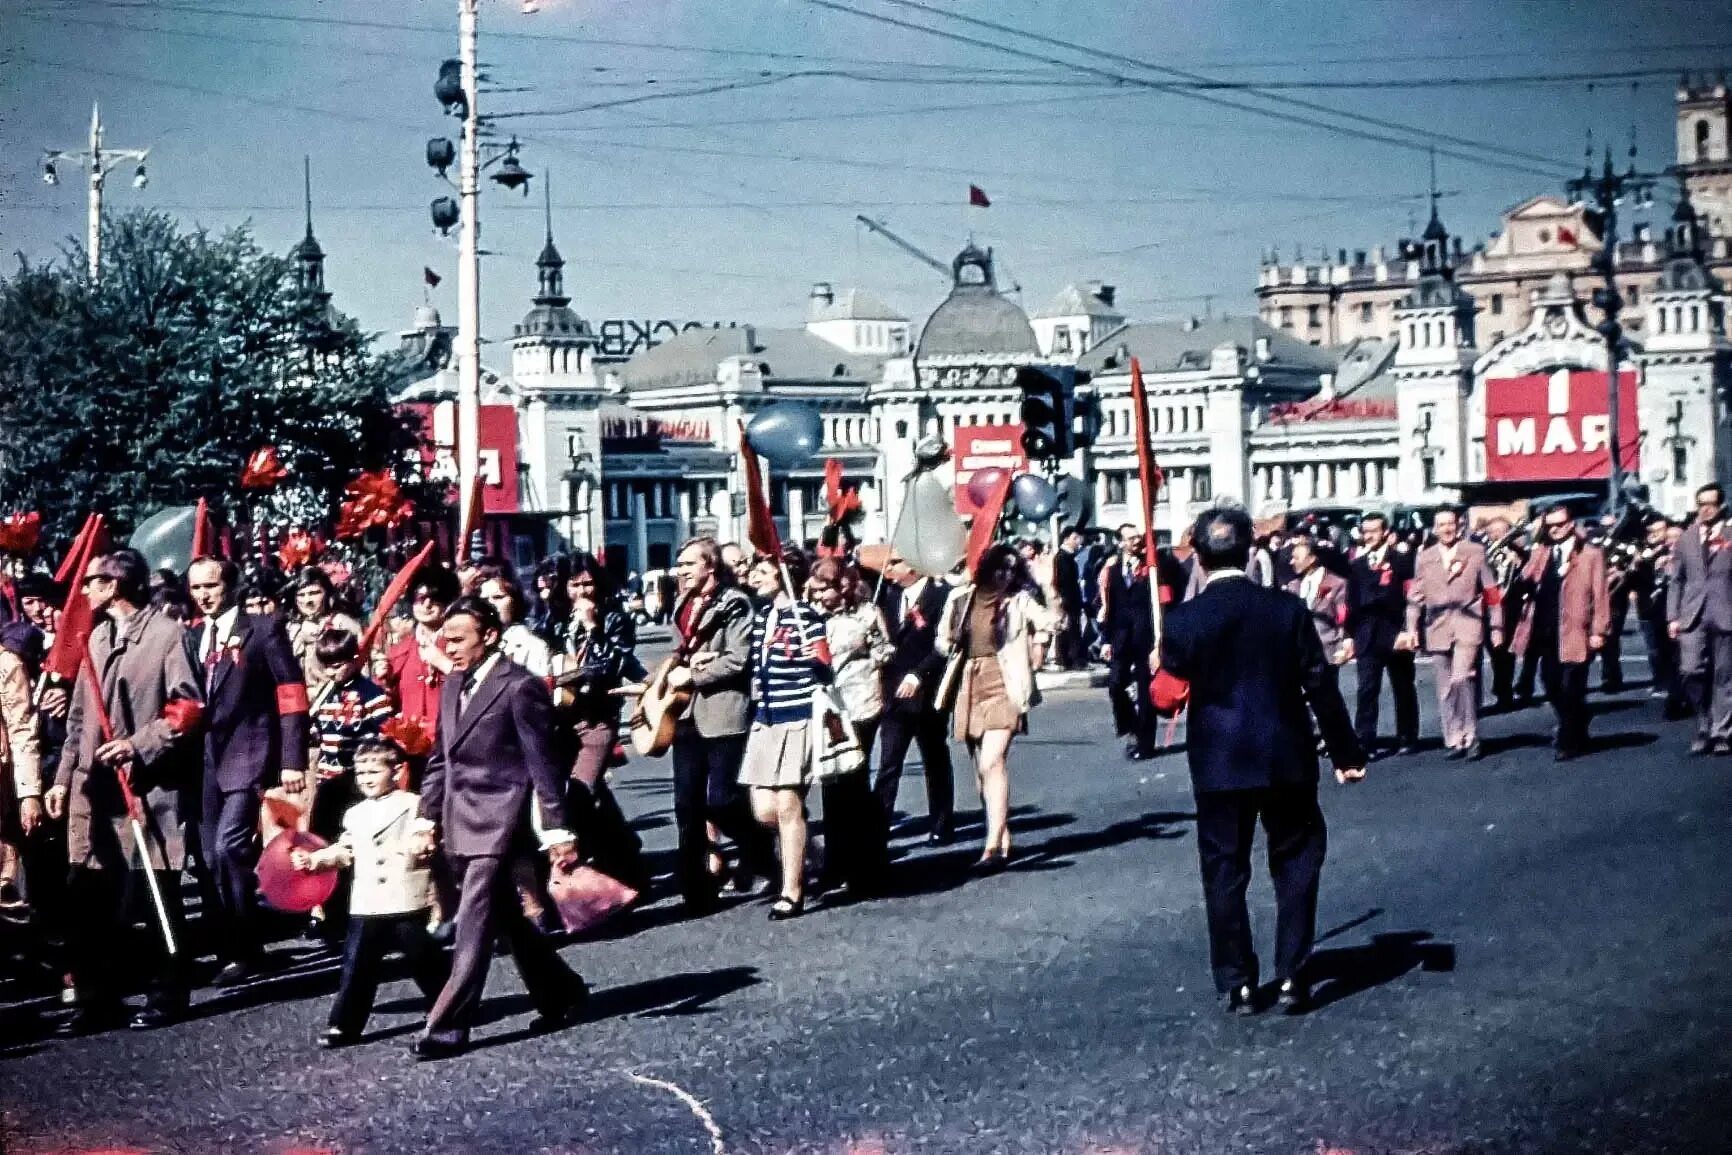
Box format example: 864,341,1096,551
1298,929,1456,1012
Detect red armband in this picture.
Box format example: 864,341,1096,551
1150,668,1191,716
276,682,310,715
1158,586,1174,606
1484,585,1503,608
1334,604,1349,627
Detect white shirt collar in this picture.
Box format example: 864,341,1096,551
214,605,240,638
465,650,503,691
1205,567,1247,586
1300,568,1324,598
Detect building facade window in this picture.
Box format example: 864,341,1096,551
1674,443,1689,483
1192,468,1212,502
1052,327,1072,354
1105,472,1128,505
1359,301,1373,322
1307,304,1321,328
1279,305,1292,328
1490,293,1503,315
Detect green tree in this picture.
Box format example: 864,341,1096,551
0,210,430,548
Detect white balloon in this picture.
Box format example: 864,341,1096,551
890,471,966,577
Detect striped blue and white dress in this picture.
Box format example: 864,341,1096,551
739,599,831,789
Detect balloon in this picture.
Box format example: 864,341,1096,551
256,830,338,914
965,467,1009,509
129,506,200,574
1053,475,1092,527
890,470,967,577
745,402,823,468
1011,474,1058,522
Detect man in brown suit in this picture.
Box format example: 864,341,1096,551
1400,509,1501,761
1284,536,1351,697
44,548,203,1033
1512,506,1612,761
413,596,585,1060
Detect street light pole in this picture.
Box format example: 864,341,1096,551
456,0,483,533
1567,148,1656,518
42,102,150,280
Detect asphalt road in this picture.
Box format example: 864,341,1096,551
3,652,1730,1155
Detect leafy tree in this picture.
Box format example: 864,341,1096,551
0,210,432,550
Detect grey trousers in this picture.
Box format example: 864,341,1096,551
1678,626,1732,741
1429,642,1481,749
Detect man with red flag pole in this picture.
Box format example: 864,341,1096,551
44,547,202,1034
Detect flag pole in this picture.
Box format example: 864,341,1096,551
1129,358,1164,651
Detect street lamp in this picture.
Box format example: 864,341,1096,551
1566,145,1659,518
41,103,151,278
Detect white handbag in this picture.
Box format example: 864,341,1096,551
780,605,867,781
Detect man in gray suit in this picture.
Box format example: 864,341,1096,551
1667,483,1732,755
413,597,585,1060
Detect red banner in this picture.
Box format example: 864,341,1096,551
953,424,1027,516
1484,370,1639,483
399,401,521,514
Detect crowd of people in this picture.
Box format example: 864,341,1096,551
0,481,1725,1045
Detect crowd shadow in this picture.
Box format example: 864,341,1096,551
1299,929,1456,1011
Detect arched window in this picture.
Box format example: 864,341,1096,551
1690,304,1701,331
1698,118,1713,161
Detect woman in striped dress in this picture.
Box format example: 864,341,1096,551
739,550,831,920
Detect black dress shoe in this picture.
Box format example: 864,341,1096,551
411,1035,467,1061
212,960,258,988
1444,746,1467,761
1225,984,1257,1015
129,1002,183,1031
529,983,588,1034
1464,741,1485,762
927,823,954,846
1277,978,1311,1014
319,1027,358,1049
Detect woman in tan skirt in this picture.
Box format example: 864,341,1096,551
936,543,1062,871
738,551,832,920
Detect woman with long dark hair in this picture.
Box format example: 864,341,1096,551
552,552,649,892
288,568,362,692
936,543,1062,871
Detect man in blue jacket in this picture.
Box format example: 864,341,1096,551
1155,507,1364,1015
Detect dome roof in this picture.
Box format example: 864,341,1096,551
916,243,1037,360
515,304,593,340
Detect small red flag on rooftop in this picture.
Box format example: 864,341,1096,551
968,184,991,208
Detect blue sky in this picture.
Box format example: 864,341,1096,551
4,0,1730,349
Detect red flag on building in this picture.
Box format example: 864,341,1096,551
963,471,1012,575
44,514,108,682
968,184,992,208
424,266,442,288
737,420,782,560
1557,225,1578,247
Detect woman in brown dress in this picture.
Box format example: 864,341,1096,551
936,544,1062,871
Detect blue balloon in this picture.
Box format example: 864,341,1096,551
130,506,200,574
1010,473,1058,522
746,402,823,468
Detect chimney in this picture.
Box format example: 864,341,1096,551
1254,336,1272,361
742,324,757,351
1094,283,1117,309
1182,316,1201,332
1337,248,1348,265
1354,249,1367,266
808,281,834,317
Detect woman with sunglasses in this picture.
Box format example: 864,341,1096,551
551,553,649,892
936,543,1062,871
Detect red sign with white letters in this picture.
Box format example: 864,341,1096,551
399,401,521,514
1484,370,1639,483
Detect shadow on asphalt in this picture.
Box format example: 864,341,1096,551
1300,930,1456,1012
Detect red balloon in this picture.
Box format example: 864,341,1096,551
256,829,339,914
965,467,1009,508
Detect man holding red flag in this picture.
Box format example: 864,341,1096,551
44,548,202,1034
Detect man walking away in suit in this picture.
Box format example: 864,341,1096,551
1667,484,1732,755
1512,506,1612,761
187,556,309,986
1400,509,1501,761
874,552,957,843
1154,507,1364,1015
1100,524,1162,762
1345,512,1419,760
1052,527,1086,670
413,597,585,1060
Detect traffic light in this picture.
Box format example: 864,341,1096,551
1016,365,1076,460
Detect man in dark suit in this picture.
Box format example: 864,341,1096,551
1155,507,1364,1015
1667,483,1732,754
874,552,956,843
1099,525,1186,761
186,556,309,985
414,597,585,1060
1344,512,1418,759
1052,527,1086,670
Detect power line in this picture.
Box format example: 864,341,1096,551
807,0,1574,180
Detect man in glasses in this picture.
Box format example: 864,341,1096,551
1099,524,1162,761
1665,484,1732,755
1511,506,1611,761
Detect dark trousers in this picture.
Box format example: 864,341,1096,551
1642,607,1683,709
1193,786,1328,994
1107,649,1158,756
820,717,886,889
65,865,189,1007
1538,644,1592,753
1599,594,1629,690
1353,643,1418,750
1056,616,1085,670
1678,626,1732,741
670,728,776,905
199,783,262,962
423,853,580,1046
330,911,449,1036
873,705,954,832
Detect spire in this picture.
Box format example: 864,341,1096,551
291,155,329,306
1419,147,1450,272
534,170,568,308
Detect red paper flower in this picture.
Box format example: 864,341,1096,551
277,528,319,571
240,446,290,489
380,714,434,758
0,511,41,555
336,471,414,540
161,697,205,736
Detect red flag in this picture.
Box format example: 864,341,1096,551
737,420,782,559
424,266,442,288
0,512,41,555
44,514,108,682
1557,225,1578,247
1129,357,1164,537
968,184,991,208
190,498,215,560
358,540,439,656
963,471,1012,575
53,513,103,585
822,458,860,526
